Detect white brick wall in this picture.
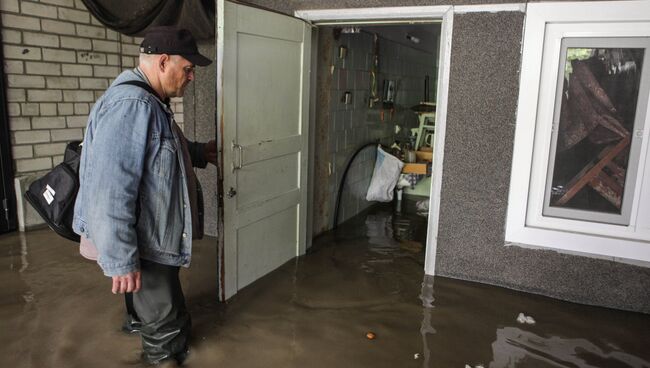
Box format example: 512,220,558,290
1,0,184,176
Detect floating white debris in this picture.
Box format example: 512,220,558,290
414,353,420,359
516,312,536,325
465,365,472,368
525,315,536,325
516,312,527,324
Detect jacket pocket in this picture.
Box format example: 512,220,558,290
160,179,183,255
148,137,183,255
156,137,177,177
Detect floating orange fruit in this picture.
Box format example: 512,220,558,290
366,332,376,340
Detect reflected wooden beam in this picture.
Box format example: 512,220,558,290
555,136,630,206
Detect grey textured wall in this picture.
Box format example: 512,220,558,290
184,41,219,237
436,12,650,313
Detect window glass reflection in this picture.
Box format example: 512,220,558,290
548,47,644,216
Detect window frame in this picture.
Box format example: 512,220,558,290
506,1,650,263
542,37,650,226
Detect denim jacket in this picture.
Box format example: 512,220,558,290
73,69,207,277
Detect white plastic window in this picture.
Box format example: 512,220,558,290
506,1,650,264
543,38,650,226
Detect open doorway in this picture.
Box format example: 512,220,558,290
298,5,453,277
306,12,449,280
311,22,441,226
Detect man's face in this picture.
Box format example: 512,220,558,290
161,55,195,98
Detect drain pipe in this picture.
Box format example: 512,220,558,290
333,141,380,229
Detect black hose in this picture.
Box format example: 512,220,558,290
333,142,380,229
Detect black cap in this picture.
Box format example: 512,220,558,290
140,26,212,66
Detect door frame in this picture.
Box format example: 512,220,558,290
296,3,528,276
295,5,456,276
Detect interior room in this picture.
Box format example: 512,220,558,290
312,23,442,233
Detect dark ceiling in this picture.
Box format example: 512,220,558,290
81,0,215,39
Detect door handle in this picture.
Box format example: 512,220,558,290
227,187,237,198
232,141,243,172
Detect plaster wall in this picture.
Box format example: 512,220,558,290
183,42,219,237
437,12,650,313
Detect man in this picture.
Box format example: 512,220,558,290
73,26,214,365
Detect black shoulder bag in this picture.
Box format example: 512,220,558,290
23,80,160,242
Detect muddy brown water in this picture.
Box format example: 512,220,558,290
1,202,649,367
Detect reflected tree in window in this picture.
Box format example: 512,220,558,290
549,47,644,215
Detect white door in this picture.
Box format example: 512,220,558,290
217,0,311,300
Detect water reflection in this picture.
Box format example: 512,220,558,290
420,274,436,368
2,203,648,368
489,327,650,367
19,232,29,272
365,213,398,250
364,208,426,251
418,273,650,368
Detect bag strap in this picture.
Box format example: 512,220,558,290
116,80,171,109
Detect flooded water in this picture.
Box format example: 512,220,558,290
1,200,649,367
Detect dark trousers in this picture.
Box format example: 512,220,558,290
127,259,191,364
